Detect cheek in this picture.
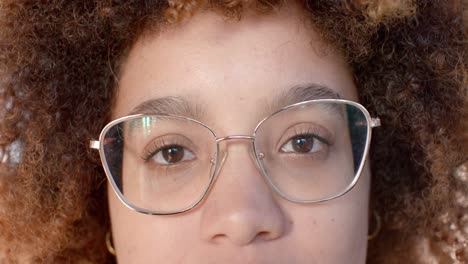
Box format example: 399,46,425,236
108,186,198,262
108,166,371,263
283,164,370,262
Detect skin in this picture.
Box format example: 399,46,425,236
109,3,371,264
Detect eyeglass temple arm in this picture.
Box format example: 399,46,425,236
370,117,381,128
90,140,100,150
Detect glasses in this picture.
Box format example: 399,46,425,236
90,99,380,215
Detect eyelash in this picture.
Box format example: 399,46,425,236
141,137,191,163
140,124,331,163
278,125,333,153
289,126,331,143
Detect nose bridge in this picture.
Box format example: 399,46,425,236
213,135,260,178
201,135,287,246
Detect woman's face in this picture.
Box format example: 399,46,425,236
109,4,371,264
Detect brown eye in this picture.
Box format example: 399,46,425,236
280,135,325,154
149,145,195,165
162,146,184,163
291,136,314,153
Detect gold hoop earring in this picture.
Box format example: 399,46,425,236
106,231,116,256
368,211,382,241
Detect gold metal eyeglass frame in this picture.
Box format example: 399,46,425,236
90,99,381,215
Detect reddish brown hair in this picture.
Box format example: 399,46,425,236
0,0,466,263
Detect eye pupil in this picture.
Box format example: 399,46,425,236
162,145,184,163
292,136,314,153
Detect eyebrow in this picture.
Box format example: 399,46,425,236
127,83,342,118
267,84,341,113
128,96,204,119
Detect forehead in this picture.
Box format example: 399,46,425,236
114,5,357,132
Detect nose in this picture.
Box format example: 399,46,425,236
200,138,288,246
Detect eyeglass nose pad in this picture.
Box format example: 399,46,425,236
211,149,228,179
248,144,263,171
209,141,263,179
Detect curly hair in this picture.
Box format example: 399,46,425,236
0,0,466,263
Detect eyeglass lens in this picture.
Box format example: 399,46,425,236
101,101,369,214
